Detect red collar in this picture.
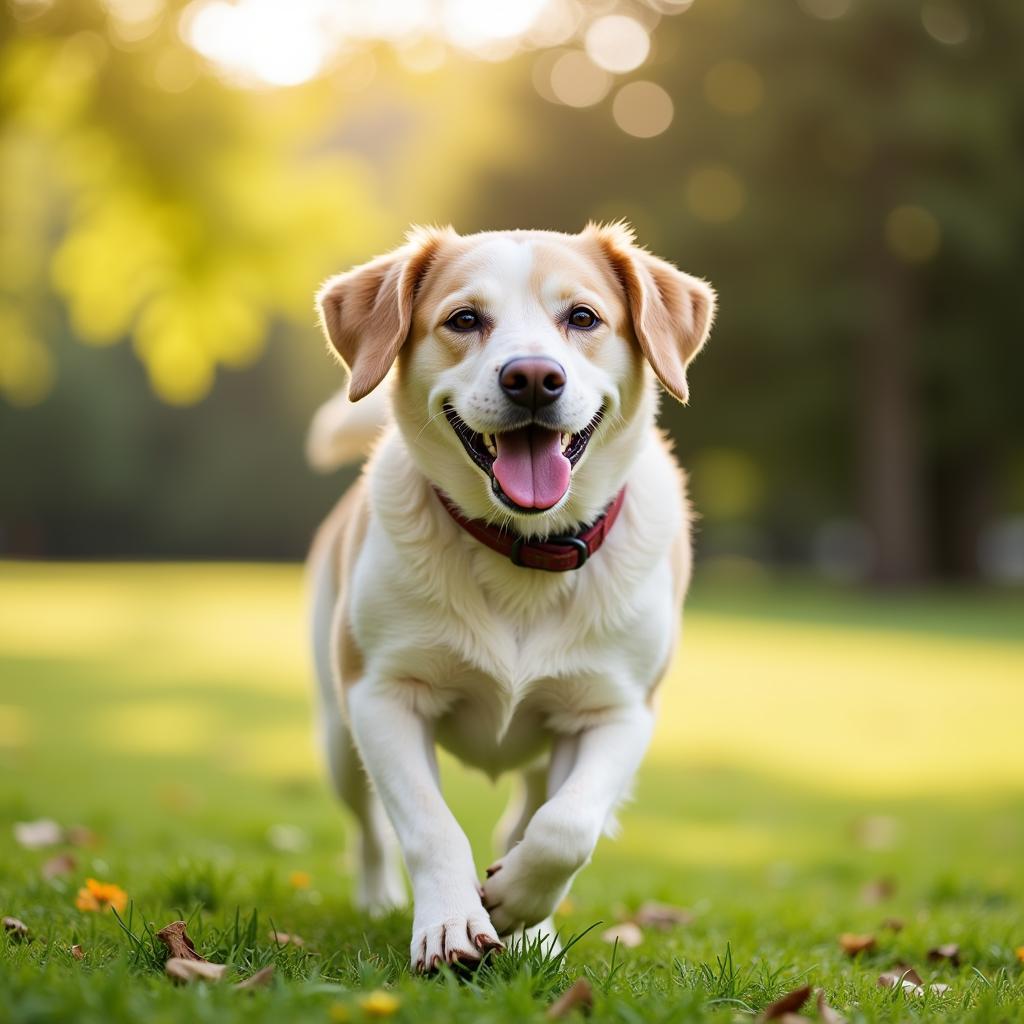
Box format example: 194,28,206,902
435,487,627,572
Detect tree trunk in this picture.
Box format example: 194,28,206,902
856,259,930,585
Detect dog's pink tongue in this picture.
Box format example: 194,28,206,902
492,426,571,509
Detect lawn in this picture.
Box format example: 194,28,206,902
1,562,1023,1023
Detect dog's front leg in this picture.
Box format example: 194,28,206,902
481,704,655,936
347,680,503,971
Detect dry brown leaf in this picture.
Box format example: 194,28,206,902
757,984,811,1021
165,957,228,984
71,944,84,960
234,965,275,991
546,978,593,1019
156,920,210,963
878,965,924,995
632,901,694,930
269,930,304,947
3,916,30,941
929,983,951,995
880,917,905,933
42,853,77,880
927,943,960,966
859,878,896,905
839,933,876,956
13,819,63,849
600,922,643,948
816,989,846,1024
65,826,97,848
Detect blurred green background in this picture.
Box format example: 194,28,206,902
2,0,1022,585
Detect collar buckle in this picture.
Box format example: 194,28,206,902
510,534,590,571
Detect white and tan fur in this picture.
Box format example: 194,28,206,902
306,223,715,971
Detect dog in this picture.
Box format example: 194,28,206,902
306,222,715,972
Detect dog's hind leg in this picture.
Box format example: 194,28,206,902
310,537,406,916
323,712,407,914
493,764,548,855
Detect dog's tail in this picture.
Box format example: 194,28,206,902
305,380,391,472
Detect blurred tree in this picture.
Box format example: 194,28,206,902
1,0,1021,582
470,0,1024,583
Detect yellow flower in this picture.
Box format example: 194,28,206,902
358,989,400,1017
1016,945,1024,963
75,878,128,914
288,870,311,889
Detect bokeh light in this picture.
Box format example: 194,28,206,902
703,59,764,116
921,1,970,45
548,50,612,107
685,163,746,223
796,0,852,20
884,204,941,263
612,81,674,138
584,15,651,74
183,0,333,87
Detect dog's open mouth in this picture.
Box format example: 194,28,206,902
444,404,602,513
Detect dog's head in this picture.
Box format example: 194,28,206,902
317,224,714,533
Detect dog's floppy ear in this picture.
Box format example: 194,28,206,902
316,227,449,401
591,222,716,404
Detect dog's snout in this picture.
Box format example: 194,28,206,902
498,357,566,410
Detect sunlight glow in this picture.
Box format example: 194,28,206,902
584,15,651,73
179,0,680,88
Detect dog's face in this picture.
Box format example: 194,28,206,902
318,224,714,533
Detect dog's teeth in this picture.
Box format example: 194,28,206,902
483,434,497,457
561,433,571,451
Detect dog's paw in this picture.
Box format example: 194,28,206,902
410,907,503,973
480,845,576,937
481,808,596,936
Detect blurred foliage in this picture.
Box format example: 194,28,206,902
0,0,1022,577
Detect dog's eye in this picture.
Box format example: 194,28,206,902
568,306,599,330
445,309,480,332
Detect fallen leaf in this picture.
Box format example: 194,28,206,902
880,917,905,933
547,977,594,1019
633,901,693,930
156,920,210,962
600,922,643,948
3,916,30,941
816,989,846,1024
71,944,84,960
65,826,97,848
839,933,876,956
927,943,960,966
878,966,924,995
859,878,896,905
234,965,275,990
165,957,227,984
14,819,63,849
358,989,400,1017
758,984,811,1022
269,930,304,947
42,853,77,880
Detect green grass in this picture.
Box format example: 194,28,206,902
1,562,1023,1023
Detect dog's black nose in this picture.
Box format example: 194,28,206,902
499,357,566,410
